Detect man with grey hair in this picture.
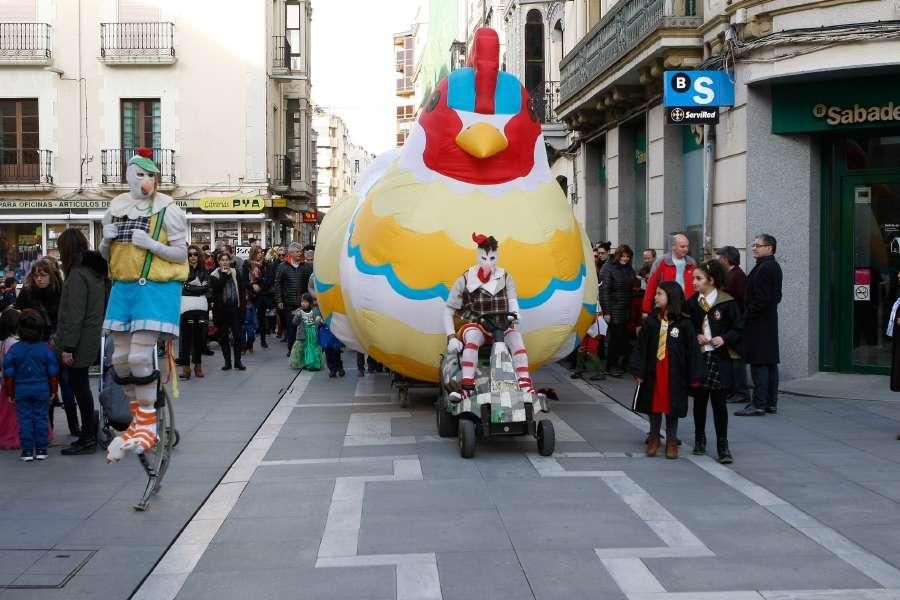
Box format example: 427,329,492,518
642,233,697,316
273,242,313,356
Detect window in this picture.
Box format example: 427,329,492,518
524,9,545,119
121,98,160,150
0,99,39,183
396,105,414,121
286,1,302,70
286,99,303,180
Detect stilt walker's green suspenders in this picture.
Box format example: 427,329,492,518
138,207,167,285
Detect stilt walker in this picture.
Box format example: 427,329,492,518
98,148,188,463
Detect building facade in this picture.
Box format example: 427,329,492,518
393,29,416,147
554,0,900,380
312,109,371,216
0,0,315,266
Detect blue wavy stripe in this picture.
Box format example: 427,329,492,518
517,265,587,310
582,303,597,314
314,275,334,295
346,222,586,307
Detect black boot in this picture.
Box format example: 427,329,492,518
692,433,706,455
717,439,733,464
235,359,246,371
61,435,97,456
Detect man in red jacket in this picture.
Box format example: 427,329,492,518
642,233,696,316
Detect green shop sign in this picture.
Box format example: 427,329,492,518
772,75,900,134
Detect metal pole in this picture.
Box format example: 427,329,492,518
702,123,716,259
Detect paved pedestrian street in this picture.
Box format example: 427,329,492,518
2,346,900,600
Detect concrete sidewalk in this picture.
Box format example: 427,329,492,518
0,341,300,599
132,355,900,600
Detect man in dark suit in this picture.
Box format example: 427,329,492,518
735,234,783,417
717,246,749,403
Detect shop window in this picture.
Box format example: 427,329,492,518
0,222,42,283
0,98,40,184
241,222,261,246
191,222,212,249
843,133,900,171
46,223,90,259
215,222,238,247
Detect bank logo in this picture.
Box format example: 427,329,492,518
670,108,686,122
812,102,900,126
666,106,719,125
663,70,735,109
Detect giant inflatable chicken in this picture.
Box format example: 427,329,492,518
314,28,597,383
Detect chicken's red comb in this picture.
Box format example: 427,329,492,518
472,233,488,246
136,147,153,159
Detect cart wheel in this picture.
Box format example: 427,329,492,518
399,387,409,409
537,420,555,457
436,401,459,438
458,419,476,459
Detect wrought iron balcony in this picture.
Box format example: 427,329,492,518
100,22,175,64
101,148,176,187
272,36,292,76
0,23,52,65
0,149,52,187
559,0,702,106
530,81,562,125
271,154,291,189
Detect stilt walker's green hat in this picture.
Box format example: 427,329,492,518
128,147,160,174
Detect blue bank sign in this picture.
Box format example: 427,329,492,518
663,70,735,124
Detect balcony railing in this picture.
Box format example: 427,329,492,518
272,154,291,188
272,36,292,75
100,22,175,64
559,0,702,105
0,149,52,185
0,23,51,64
530,81,562,125
101,148,175,186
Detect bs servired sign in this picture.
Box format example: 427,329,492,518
663,71,735,125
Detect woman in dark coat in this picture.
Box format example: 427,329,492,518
687,260,742,463
242,247,273,349
178,245,210,380
209,251,246,371
599,244,638,376
629,280,702,459
56,229,108,455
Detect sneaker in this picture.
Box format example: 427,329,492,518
734,406,765,417
765,407,777,414
61,437,97,455
20,450,34,462
329,371,337,378
337,369,346,377
35,449,48,460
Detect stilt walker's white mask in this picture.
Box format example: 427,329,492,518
126,163,156,201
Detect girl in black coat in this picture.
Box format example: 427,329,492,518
599,244,638,376
629,281,702,459
687,260,743,464
178,245,211,379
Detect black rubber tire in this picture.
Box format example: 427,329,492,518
537,420,555,457
436,401,459,438
458,419,476,459
169,428,181,448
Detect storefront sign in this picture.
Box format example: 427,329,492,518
773,76,900,134
234,245,251,259
198,197,266,212
0,199,113,209
301,211,317,223
272,198,287,208
663,70,733,125
854,268,871,302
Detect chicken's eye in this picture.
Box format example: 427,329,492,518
426,91,441,112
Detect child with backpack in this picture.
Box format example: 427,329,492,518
318,321,345,378
3,309,59,461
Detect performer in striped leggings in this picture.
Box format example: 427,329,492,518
443,233,535,398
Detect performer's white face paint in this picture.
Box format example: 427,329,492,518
126,163,156,200
478,248,498,276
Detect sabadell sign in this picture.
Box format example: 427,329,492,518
772,75,900,134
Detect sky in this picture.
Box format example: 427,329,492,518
311,0,419,156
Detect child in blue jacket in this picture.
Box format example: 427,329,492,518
3,309,59,461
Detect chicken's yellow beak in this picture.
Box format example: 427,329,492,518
455,123,508,158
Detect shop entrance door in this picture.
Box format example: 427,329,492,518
835,174,900,373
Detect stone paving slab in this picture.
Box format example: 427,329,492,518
0,342,301,599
